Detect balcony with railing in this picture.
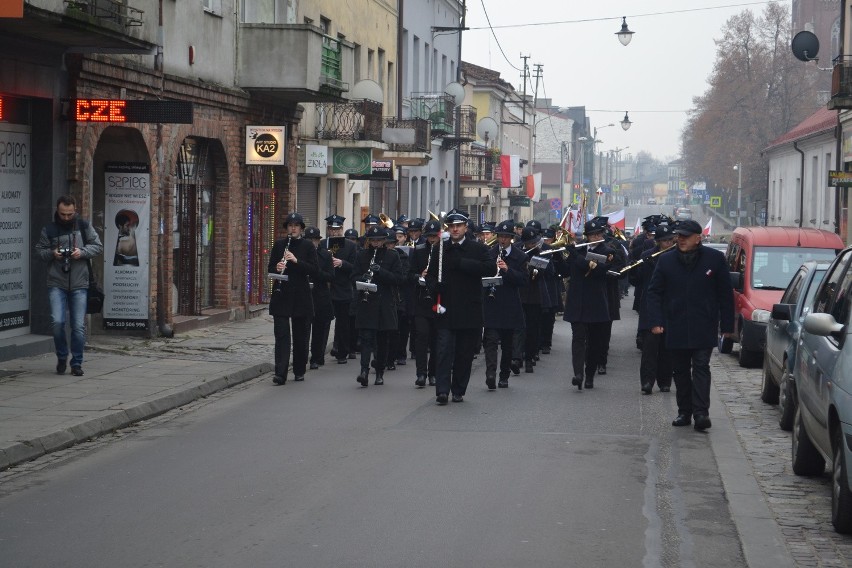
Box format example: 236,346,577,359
238,24,352,103
410,93,455,137
829,56,852,110
0,0,155,52
441,105,477,150
382,117,430,153
315,99,383,143
459,151,498,186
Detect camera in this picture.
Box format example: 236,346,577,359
58,248,73,273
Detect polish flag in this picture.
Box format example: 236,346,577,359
634,217,642,234
569,210,583,234
526,172,542,202
607,209,626,231
703,217,713,236
500,154,520,188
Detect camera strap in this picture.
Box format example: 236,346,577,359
45,218,95,285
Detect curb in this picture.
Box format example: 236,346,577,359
0,362,273,471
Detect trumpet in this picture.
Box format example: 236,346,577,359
268,237,292,283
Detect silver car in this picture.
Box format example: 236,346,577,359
792,246,852,533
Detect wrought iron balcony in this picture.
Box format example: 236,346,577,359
830,56,852,110
382,117,430,153
65,0,143,27
410,93,455,137
459,151,497,185
441,105,477,150
315,100,383,142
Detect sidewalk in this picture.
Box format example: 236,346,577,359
0,314,282,470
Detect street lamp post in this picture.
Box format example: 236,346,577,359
734,162,742,225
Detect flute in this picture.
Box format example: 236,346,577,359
268,237,292,282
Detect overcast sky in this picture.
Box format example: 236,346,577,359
461,0,789,162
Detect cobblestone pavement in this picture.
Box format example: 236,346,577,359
714,350,852,567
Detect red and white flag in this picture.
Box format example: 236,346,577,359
526,172,542,203
607,209,626,231
703,218,712,236
634,217,642,234
500,154,520,188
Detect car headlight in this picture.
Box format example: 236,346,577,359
751,309,771,323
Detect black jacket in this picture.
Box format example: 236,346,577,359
353,245,403,331
311,246,336,322
483,244,528,330
319,237,358,302
410,242,437,319
267,237,319,318
562,242,612,323
426,238,494,330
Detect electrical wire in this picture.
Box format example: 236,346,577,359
480,0,523,72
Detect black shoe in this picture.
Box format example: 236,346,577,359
294,375,305,382
396,359,407,366
436,393,448,405
571,376,583,390
597,365,607,375
428,376,436,386
584,380,594,389
451,394,464,403
273,375,286,385
309,362,319,370
374,375,384,386
386,363,396,371
498,378,509,388
524,361,534,373
330,348,338,358
357,371,369,387
56,358,67,375
694,414,712,431
541,347,551,354
337,358,348,364
486,377,496,390
348,353,357,360
510,360,521,375
641,383,653,395
659,386,671,393
71,366,84,377
415,375,427,388
672,414,692,427
534,354,540,362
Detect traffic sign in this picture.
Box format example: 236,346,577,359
549,197,562,211
709,196,722,208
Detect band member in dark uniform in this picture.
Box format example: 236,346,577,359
425,211,494,404
268,212,319,385
353,226,403,387
320,215,357,364
518,227,547,373
562,217,613,390
305,226,335,370
343,227,361,358
410,220,441,387
597,225,628,375
384,227,409,370
483,220,528,389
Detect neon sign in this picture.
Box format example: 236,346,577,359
71,99,193,124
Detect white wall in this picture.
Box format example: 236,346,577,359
766,134,836,229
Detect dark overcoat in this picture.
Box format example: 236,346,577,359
636,245,675,331
267,237,319,318
645,245,735,350
353,245,403,331
311,246,336,322
483,244,528,330
319,237,357,302
604,238,628,321
562,242,612,323
410,242,437,319
426,238,494,330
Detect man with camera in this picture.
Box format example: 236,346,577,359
35,195,103,376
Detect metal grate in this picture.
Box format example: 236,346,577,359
175,138,212,316
247,166,277,304
65,0,144,27
315,100,383,141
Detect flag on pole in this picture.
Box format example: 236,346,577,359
703,217,713,236
526,172,542,202
607,209,626,230
500,154,520,188
634,217,642,235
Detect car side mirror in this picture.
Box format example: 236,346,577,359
771,303,792,321
803,313,845,336
730,271,743,292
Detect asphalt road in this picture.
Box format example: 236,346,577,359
0,307,746,568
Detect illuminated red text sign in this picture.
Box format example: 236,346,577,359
71,99,193,124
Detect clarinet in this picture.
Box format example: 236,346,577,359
420,242,433,300
361,248,379,302
488,248,507,299
269,236,292,287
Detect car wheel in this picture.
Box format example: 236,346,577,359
718,332,733,354
832,427,852,534
792,405,826,476
739,346,762,368
778,367,795,431
760,356,779,404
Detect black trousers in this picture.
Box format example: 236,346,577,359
540,308,556,349
639,329,672,388
512,329,523,361
359,329,390,374
309,317,332,365
484,328,515,380
414,315,437,377
331,300,351,359
273,315,310,379
522,303,542,361
669,348,713,417
570,321,609,381
348,314,359,353
389,310,410,362
435,328,479,397
599,320,614,366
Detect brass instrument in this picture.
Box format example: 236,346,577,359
607,244,675,277
357,248,380,301
552,230,574,248
378,213,395,229
484,234,498,247
428,210,449,231
268,237,292,283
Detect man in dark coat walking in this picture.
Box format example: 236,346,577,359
483,220,529,389
321,214,358,364
268,212,319,385
306,226,335,370
645,219,735,430
410,220,441,388
426,211,494,404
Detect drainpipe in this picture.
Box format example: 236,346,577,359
396,0,403,216
793,140,805,229
155,0,173,337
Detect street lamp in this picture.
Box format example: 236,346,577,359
733,162,742,225
620,111,632,131
616,16,634,46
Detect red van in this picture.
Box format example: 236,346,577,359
721,227,843,367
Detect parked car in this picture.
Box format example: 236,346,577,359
761,260,829,430
720,227,843,368
647,197,657,205
675,207,693,220
791,246,852,533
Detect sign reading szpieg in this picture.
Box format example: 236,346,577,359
246,126,286,165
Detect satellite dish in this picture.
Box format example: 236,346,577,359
476,117,499,141
444,82,466,105
351,79,383,103
791,30,820,62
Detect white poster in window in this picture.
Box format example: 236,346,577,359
0,126,30,337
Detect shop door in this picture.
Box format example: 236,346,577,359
296,176,319,227
247,165,279,304
174,138,215,315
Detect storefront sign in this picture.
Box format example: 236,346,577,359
297,144,328,175
844,131,852,163
828,170,852,187
349,159,394,181
72,99,193,124
332,148,372,175
509,196,531,207
103,163,151,330
246,126,286,165
0,126,30,335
